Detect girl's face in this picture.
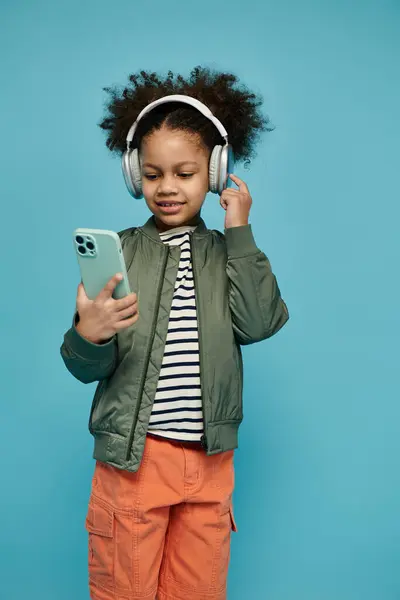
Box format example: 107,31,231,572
140,127,210,232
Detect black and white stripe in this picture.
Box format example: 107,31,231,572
148,226,204,442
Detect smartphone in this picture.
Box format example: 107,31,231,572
73,228,131,300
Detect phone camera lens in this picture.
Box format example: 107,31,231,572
76,236,84,244
86,241,94,250
78,245,86,254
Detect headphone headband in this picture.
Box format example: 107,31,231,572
125,94,229,147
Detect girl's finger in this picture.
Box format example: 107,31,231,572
115,313,139,330
220,189,240,202
229,173,249,193
118,303,138,321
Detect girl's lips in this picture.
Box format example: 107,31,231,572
156,202,185,215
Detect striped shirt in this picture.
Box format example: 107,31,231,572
147,225,204,442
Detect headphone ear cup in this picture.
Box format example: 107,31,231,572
209,145,222,194
130,149,143,198
122,148,143,199
217,144,234,195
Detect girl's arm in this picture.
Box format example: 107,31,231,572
225,225,289,346
60,313,118,383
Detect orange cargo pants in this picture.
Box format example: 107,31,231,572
85,434,237,600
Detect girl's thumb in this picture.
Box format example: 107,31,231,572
77,282,87,301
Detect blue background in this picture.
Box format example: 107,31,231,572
1,0,399,598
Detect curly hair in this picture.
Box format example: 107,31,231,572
99,65,273,165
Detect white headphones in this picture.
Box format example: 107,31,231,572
121,94,234,199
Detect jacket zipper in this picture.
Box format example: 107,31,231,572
125,244,170,460
190,236,208,451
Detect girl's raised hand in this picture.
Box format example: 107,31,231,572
220,174,252,230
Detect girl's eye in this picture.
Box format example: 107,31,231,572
144,173,194,180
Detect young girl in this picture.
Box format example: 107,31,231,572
61,66,289,600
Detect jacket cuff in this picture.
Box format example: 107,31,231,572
224,224,259,258
63,313,116,361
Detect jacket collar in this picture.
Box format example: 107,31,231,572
139,215,209,243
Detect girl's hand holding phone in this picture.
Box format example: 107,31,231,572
75,273,139,344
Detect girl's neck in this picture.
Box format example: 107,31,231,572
155,213,202,233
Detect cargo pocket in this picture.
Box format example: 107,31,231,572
213,503,238,593
85,496,115,590
230,505,238,533
85,495,133,593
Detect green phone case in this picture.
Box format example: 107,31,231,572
73,228,131,300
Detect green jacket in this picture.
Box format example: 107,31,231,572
60,216,289,472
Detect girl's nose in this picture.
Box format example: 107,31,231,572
158,174,179,194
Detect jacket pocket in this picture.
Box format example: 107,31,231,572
85,496,133,592
88,381,106,433
236,347,243,421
